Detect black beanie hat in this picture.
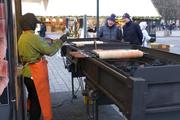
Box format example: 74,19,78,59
122,13,130,19
107,13,116,22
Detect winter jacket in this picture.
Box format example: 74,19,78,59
98,23,122,41
18,30,62,78
39,24,46,37
123,21,143,45
139,22,151,47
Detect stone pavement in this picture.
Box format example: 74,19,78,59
46,51,125,120
47,51,84,93
156,30,180,37
47,51,72,93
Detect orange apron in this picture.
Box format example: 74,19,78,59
29,58,52,120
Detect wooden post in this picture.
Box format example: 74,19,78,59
14,0,22,40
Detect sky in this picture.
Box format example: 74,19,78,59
22,0,160,17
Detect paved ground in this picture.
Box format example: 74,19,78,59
156,36,180,54
156,30,180,37
51,92,124,120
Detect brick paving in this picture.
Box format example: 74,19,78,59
47,51,77,93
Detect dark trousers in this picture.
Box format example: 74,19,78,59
24,77,41,120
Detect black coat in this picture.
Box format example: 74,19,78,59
123,21,143,45
39,24,46,37
99,24,122,41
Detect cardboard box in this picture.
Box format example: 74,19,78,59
150,43,170,52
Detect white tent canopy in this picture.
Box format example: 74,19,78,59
22,0,160,17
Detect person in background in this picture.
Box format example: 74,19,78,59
139,21,151,47
38,22,46,38
122,13,143,45
18,13,65,120
98,13,122,41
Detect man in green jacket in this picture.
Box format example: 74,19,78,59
18,13,63,120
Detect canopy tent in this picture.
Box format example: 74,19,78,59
22,0,160,17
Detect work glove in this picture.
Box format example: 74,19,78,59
60,34,68,42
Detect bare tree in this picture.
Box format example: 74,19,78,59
152,0,179,23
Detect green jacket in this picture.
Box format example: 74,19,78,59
18,30,62,78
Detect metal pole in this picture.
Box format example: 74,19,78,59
6,0,17,119
83,15,87,38
96,0,99,37
71,72,77,99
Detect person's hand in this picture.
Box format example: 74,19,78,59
44,37,54,45
59,34,67,42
